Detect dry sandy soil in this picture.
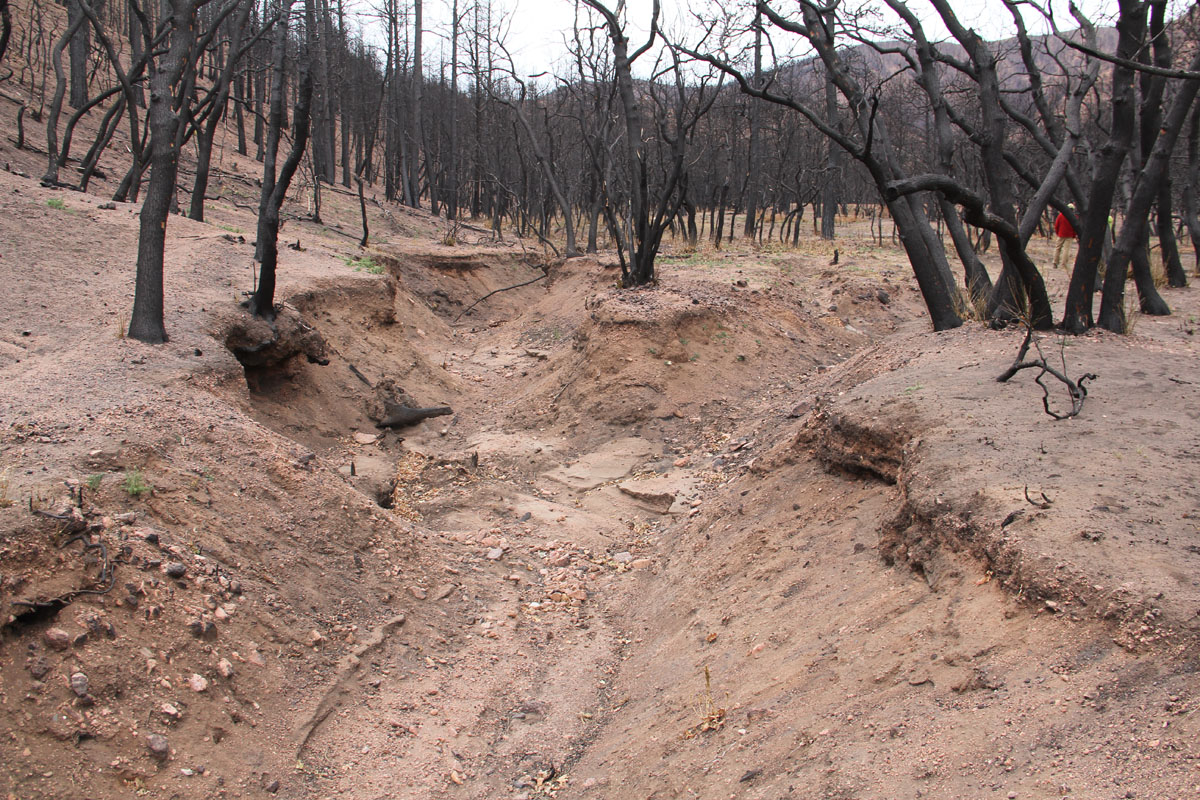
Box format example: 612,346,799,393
3,87,1200,800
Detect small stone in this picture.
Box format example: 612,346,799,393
217,659,234,678
408,586,428,600
308,630,326,647
28,656,50,679
353,432,379,445
164,562,187,579
147,734,170,760
161,703,181,720
98,201,116,210
229,580,243,595
264,779,280,794
629,558,653,570
434,584,456,600
44,628,71,650
486,547,504,561
188,619,217,640
612,551,634,564
189,674,209,692
673,457,689,467
69,672,89,697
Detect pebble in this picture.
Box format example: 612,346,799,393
188,619,217,640
409,586,428,600
161,703,181,720
486,547,504,561
309,630,326,647
28,656,50,679
44,628,71,650
217,659,234,678
69,672,89,697
164,562,187,579
264,779,280,794
612,551,633,564
147,734,170,760
189,674,209,692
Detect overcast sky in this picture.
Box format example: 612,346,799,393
391,0,1148,81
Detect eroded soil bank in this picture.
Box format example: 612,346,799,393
2,151,1200,800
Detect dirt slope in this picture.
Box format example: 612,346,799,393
3,85,1200,800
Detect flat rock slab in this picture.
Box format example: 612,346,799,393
544,437,659,491
618,474,700,514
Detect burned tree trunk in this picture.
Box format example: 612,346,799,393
130,0,200,343
249,0,314,320
1061,0,1146,334
1096,49,1200,331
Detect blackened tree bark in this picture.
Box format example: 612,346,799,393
582,0,660,286
1061,0,1146,333
68,0,89,108
130,0,203,343
1096,49,1200,331
882,0,989,298
690,1,962,330
41,8,90,185
0,0,12,69
1184,105,1200,272
189,0,255,221
925,0,1053,329
249,0,314,319
1139,0,1185,287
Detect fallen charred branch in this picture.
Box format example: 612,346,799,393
376,403,453,429
997,327,1096,420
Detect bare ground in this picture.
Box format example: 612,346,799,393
3,90,1200,800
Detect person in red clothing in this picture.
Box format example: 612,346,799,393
1053,204,1077,270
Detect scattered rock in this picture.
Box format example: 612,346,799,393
164,562,187,579
434,584,457,600
264,779,280,794
161,703,181,720
98,202,116,210
486,547,504,561
612,551,634,565
308,630,326,647
353,432,379,445
28,656,50,679
147,734,170,760
216,659,234,679
188,619,217,640
69,672,89,697
189,674,209,692
408,586,428,600
44,628,71,650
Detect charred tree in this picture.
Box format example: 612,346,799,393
249,0,315,320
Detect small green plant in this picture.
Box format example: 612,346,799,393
903,383,924,395
123,469,152,497
217,224,244,234
46,198,67,210
343,254,383,274
85,473,104,491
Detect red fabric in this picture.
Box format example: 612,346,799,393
1055,213,1076,239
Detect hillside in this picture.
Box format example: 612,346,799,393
2,86,1200,800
